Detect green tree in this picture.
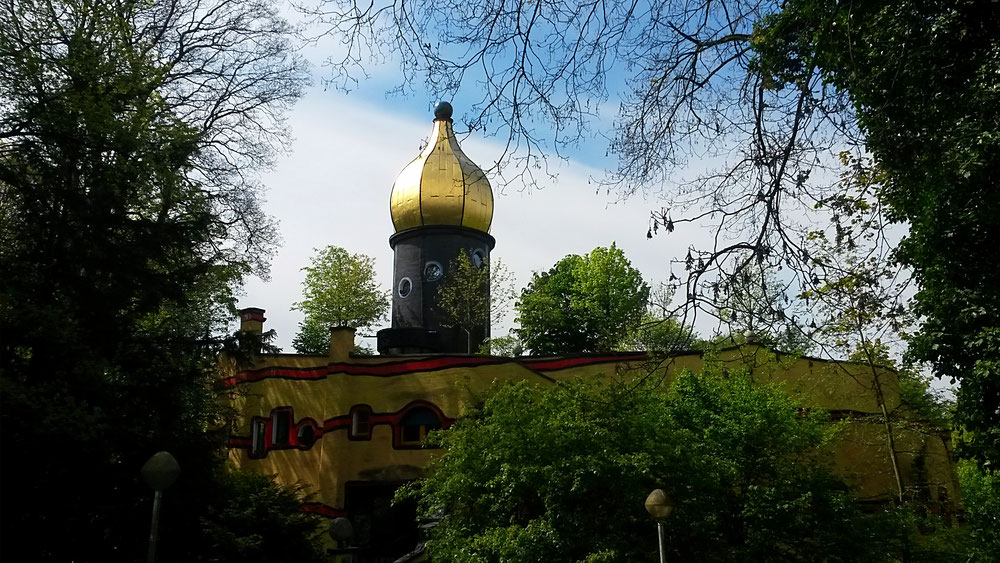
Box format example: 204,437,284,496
436,250,515,354
0,0,311,559
754,0,1000,467
623,314,696,352
957,460,1000,558
477,333,523,356
516,244,649,354
291,246,390,354
403,368,882,562
199,469,327,563
621,285,699,352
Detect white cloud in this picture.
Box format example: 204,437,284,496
240,88,702,351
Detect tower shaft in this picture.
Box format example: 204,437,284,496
377,102,496,355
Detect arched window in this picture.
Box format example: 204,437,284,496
350,405,373,440
399,406,441,445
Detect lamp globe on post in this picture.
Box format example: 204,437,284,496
329,516,354,545
141,451,180,563
644,488,674,563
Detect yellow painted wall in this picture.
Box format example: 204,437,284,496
225,345,958,517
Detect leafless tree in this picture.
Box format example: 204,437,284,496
299,0,906,354
0,0,308,276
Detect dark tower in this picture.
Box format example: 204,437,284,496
376,102,495,354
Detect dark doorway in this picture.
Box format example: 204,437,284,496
344,481,419,562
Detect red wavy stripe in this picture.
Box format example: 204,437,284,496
224,366,328,386
228,437,251,448
321,417,350,433
300,502,347,518
327,356,498,376
523,354,647,371
225,354,648,386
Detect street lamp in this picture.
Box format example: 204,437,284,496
329,516,354,545
327,516,358,560
141,451,181,563
644,488,674,563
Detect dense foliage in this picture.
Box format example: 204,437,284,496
199,469,328,563
516,244,650,354
0,0,319,560
291,245,389,354
956,460,1000,559
621,314,698,353
754,0,1000,467
405,369,883,562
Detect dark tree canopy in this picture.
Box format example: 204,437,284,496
0,0,314,559
200,470,328,563
516,244,649,354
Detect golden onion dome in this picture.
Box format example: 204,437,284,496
390,102,494,233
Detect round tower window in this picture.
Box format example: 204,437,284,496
424,261,443,282
398,277,413,298
472,250,486,269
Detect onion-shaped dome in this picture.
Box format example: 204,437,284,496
389,102,494,233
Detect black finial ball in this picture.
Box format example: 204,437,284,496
433,101,453,120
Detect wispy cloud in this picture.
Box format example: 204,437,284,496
241,87,704,350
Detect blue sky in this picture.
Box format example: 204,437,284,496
239,81,702,351
236,5,723,350
237,2,956,400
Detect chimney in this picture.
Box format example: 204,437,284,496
239,307,266,334
329,326,357,363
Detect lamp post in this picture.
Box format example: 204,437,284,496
328,516,357,561
141,451,180,563
644,488,674,563
329,516,354,545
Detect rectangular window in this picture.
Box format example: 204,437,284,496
351,409,371,438
401,424,422,444
250,418,266,458
271,409,291,446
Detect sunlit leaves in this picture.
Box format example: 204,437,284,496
291,246,389,353
762,0,1000,466
516,244,649,354
404,369,878,561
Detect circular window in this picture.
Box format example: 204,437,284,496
472,250,486,269
297,424,316,449
424,261,443,282
398,277,413,298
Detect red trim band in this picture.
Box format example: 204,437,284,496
520,353,647,371
300,502,347,518
225,354,646,386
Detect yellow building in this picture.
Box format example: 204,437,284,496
226,104,959,561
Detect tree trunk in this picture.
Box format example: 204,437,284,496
871,369,906,505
